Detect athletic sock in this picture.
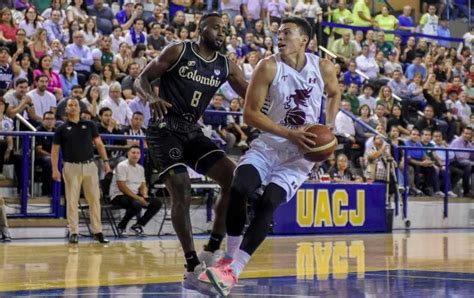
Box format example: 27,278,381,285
226,235,243,257
184,251,200,272
205,233,224,253
230,249,250,277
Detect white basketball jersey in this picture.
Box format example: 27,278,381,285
259,53,325,148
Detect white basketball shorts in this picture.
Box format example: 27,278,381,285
237,138,314,201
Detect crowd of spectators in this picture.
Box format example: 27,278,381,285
0,0,472,205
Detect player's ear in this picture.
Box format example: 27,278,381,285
302,35,309,47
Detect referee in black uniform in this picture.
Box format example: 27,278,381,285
51,98,111,244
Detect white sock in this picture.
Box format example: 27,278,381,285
230,249,250,277
226,235,243,258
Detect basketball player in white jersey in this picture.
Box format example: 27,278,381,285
198,16,341,296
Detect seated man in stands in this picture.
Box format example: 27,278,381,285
449,127,474,198
419,129,445,197
405,128,437,196
0,97,22,193
432,130,462,198
97,107,127,170
35,111,56,196
335,100,357,160
123,111,146,147
109,145,162,237
203,94,236,153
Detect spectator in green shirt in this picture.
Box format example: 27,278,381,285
332,0,353,39
376,31,394,57
374,6,398,42
352,0,375,29
331,31,357,64
343,83,361,115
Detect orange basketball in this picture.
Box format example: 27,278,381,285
303,124,337,162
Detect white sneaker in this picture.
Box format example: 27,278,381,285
237,140,248,149
434,191,445,197
447,191,457,198
198,249,223,267
182,264,217,295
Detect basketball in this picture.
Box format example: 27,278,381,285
303,124,337,162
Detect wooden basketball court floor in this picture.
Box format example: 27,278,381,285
0,230,473,297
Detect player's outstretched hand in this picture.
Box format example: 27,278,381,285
287,128,317,153
150,98,172,119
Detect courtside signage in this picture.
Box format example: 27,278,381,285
273,183,387,234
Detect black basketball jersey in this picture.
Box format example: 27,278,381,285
159,41,229,123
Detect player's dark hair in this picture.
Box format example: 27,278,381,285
281,16,312,46
199,12,221,30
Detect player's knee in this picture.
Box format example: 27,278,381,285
165,172,192,201
231,165,260,198
261,183,287,211
214,159,236,191
231,176,253,198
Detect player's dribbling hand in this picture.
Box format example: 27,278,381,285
287,128,317,153
150,98,172,119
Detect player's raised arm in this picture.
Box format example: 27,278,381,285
320,59,341,127
244,57,316,151
227,59,248,98
134,43,183,119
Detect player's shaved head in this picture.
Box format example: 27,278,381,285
199,12,221,30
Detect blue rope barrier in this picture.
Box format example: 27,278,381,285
320,21,465,43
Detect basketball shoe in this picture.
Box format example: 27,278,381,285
198,252,233,284
203,264,238,296
182,264,218,295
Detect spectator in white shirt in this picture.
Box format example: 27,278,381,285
110,26,125,54
335,100,356,160
98,82,133,128
356,44,379,79
26,75,56,124
455,92,472,126
357,84,377,111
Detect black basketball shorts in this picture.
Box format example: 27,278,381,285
146,125,226,178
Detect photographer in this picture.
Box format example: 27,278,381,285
364,134,401,198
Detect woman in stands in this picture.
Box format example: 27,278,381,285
386,104,411,137
28,28,49,66
19,6,42,39
99,64,118,100
33,54,63,100
67,0,88,25
423,77,458,142
59,60,78,98
0,8,18,46
377,86,396,113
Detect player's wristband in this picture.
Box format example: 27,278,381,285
103,159,109,163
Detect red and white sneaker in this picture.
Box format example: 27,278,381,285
204,265,238,297
198,253,233,284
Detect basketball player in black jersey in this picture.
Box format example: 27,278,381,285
134,13,247,292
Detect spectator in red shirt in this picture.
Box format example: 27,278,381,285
0,8,18,44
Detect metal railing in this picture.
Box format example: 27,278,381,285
0,130,146,218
